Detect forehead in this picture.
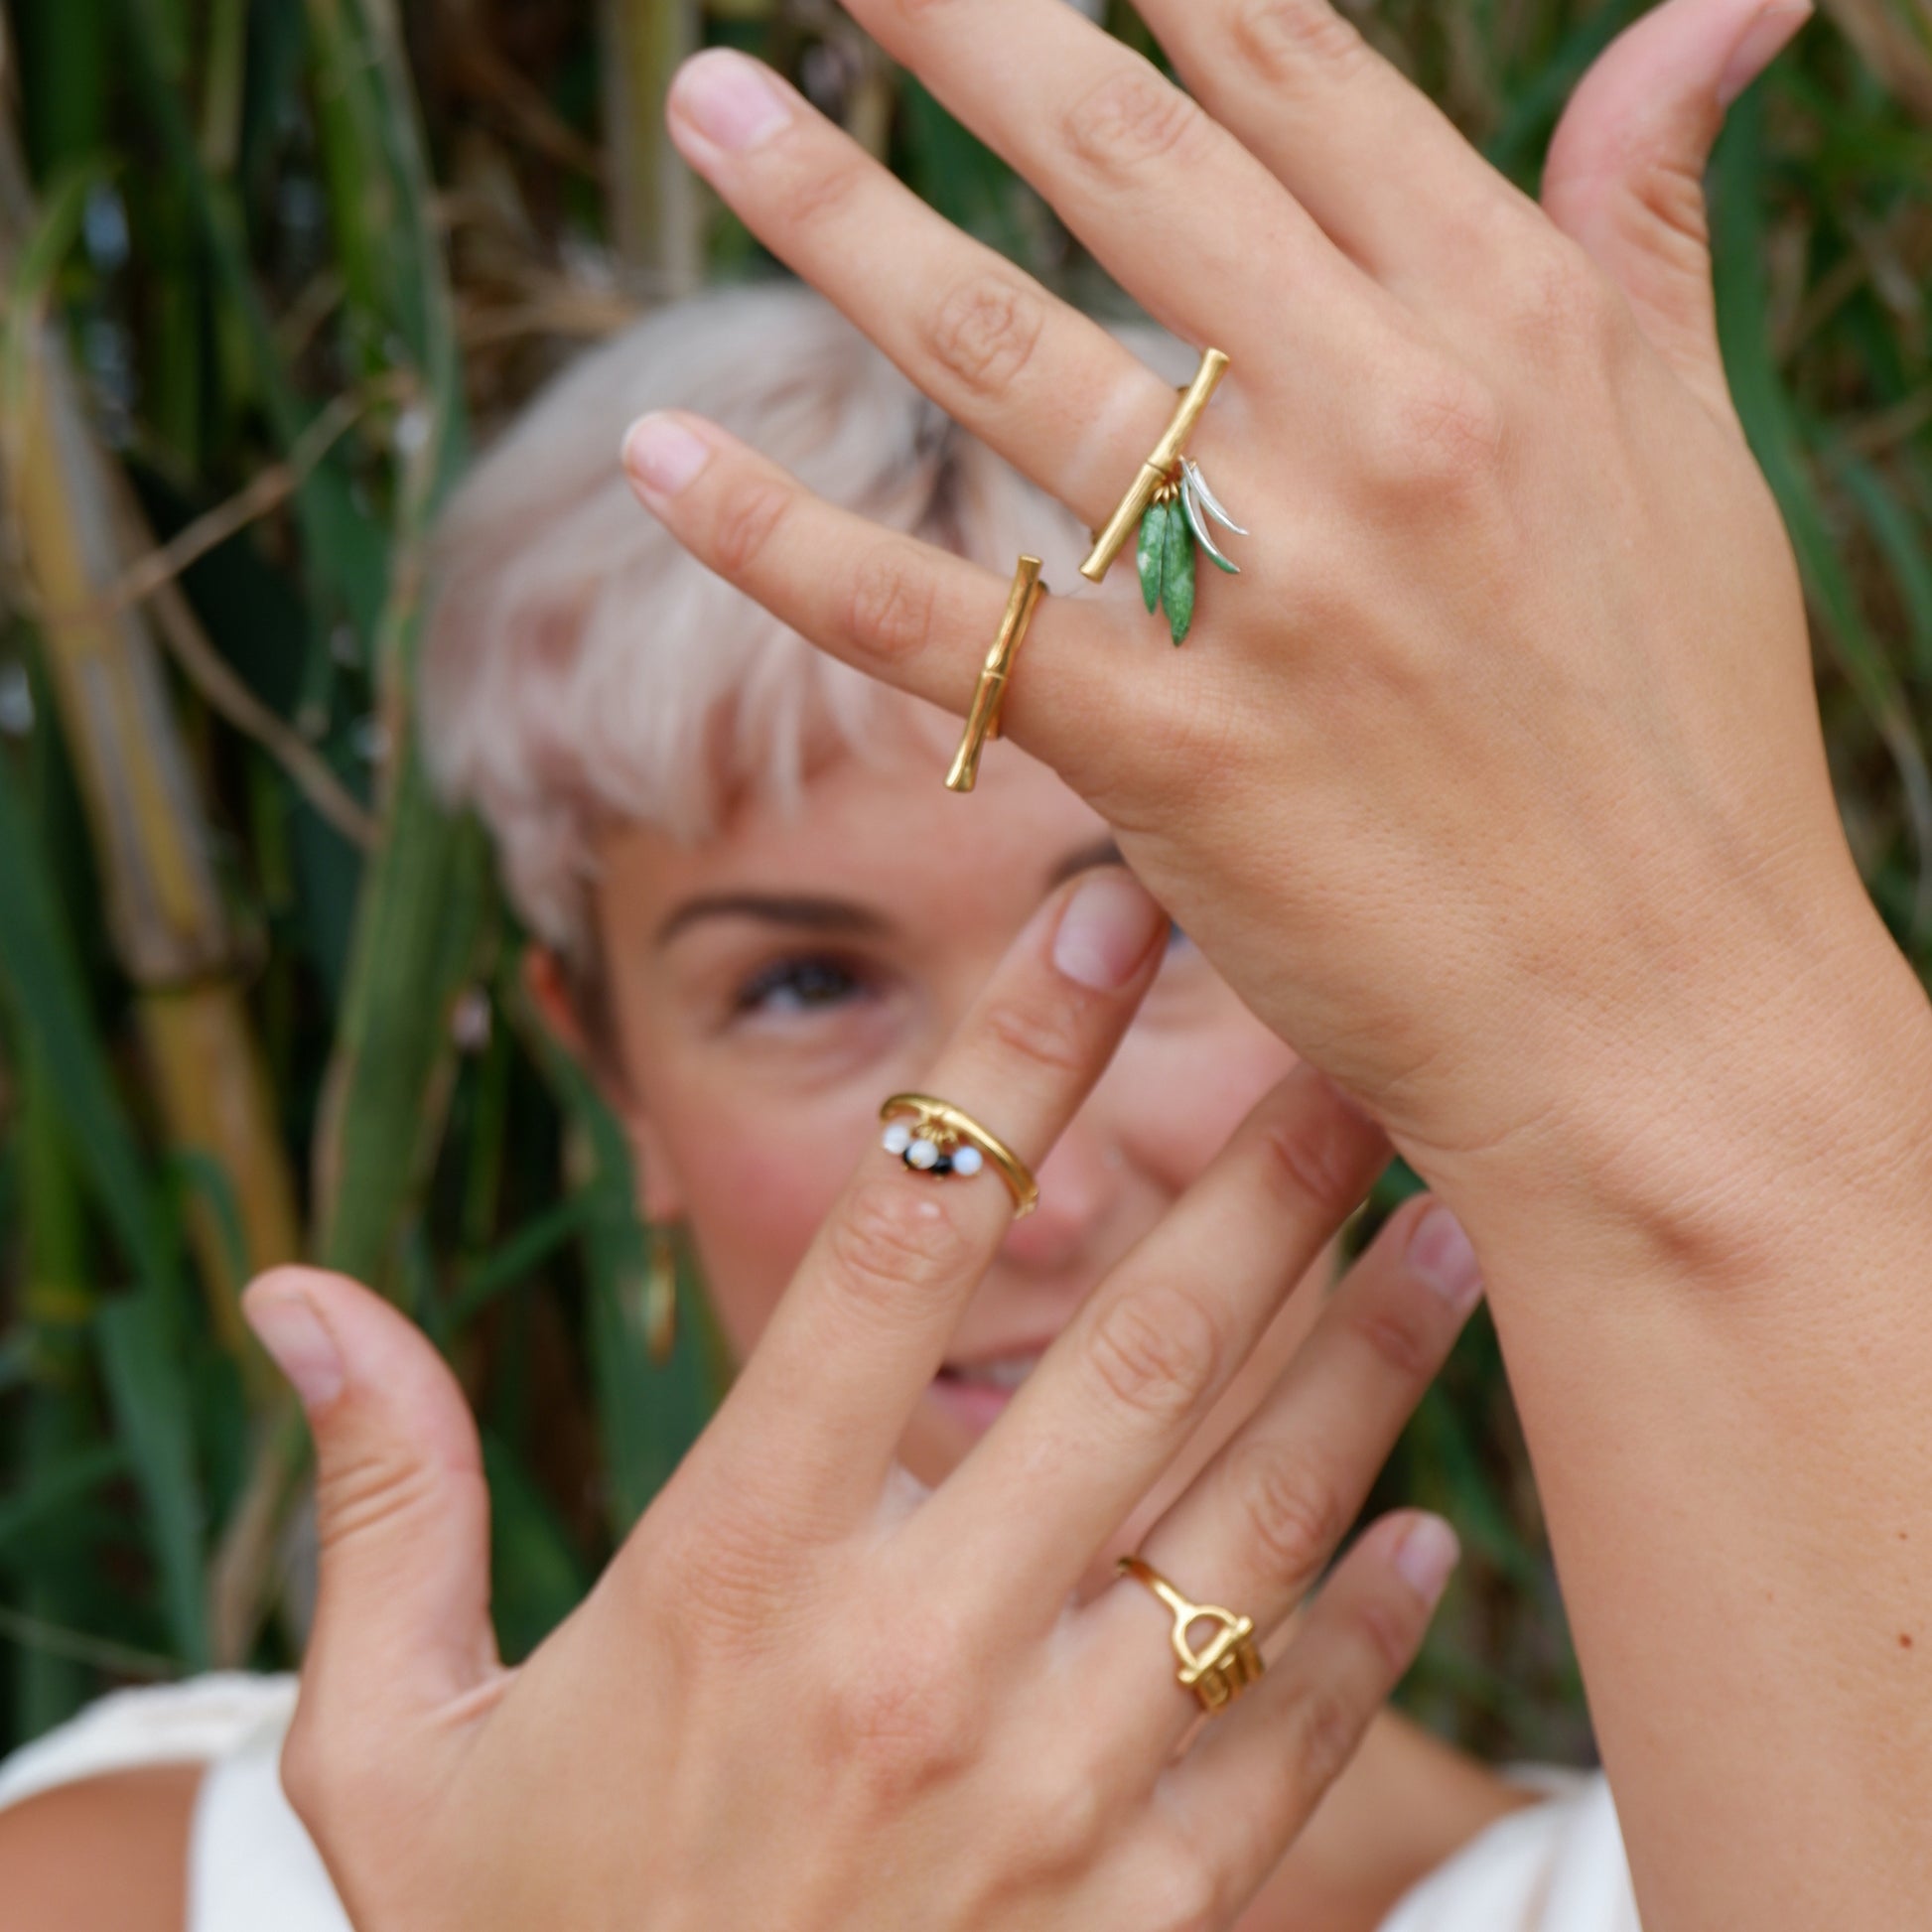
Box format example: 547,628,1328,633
599,703,1111,922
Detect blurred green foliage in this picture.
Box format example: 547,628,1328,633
0,0,1927,1774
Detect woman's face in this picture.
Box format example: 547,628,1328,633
576,707,1314,1499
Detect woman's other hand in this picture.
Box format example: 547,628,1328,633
618,0,1930,1241
251,871,1473,1932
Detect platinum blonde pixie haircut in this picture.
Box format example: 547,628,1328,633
422,280,1180,960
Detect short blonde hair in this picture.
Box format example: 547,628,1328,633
422,280,1173,957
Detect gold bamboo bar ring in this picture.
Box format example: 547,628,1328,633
1082,349,1232,584
1116,1554,1265,1715
946,554,1045,794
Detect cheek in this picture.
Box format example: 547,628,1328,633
657,1083,882,1361
1114,1013,1300,1190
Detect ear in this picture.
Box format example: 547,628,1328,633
520,944,689,1225
523,944,592,1063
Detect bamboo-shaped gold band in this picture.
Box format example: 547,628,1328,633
879,1092,1039,1217
1081,348,1232,584
1116,1554,1265,1715
947,555,1045,794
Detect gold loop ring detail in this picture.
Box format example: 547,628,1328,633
947,555,1045,794
879,1093,1039,1218
1116,1554,1265,1716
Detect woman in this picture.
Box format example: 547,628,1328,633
9,0,1925,1925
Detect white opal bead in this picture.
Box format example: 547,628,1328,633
906,1138,940,1170
882,1121,913,1156
951,1145,985,1176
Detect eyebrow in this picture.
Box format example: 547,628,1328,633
654,894,892,949
1047,836,1126,889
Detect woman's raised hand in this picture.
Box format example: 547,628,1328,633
620,0,1924,1255
247,871,1479,1932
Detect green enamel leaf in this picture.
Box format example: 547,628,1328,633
1137,498,1169,614
1163,495,1196,645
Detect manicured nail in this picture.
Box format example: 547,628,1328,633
623,413,712,499
1052,870,1167,991
1407,1203,1482,1312
1719,0,1812,107
1395,1515,1460,1604
245,1290,344,1411
671,49,793,152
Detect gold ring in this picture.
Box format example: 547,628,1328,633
879,1093,1038,1217
1081,349,1247,646
947,554,1045,794
1116,1554,1264,1715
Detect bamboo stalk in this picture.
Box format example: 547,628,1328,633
601,0,703,294
0,116,301,1357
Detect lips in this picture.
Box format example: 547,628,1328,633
930,1348,1044,1434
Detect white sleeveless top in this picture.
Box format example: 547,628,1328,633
0,1675,1640,1929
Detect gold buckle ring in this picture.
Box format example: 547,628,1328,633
1116,1554,1264,1716
947,555,1045,794
1080,348,1232,584
879,1093,1039,1218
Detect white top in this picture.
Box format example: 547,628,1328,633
0,1676,1640,1929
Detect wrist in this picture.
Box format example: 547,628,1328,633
1438,882,1932,1298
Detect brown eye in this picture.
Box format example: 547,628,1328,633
734,955,869,1017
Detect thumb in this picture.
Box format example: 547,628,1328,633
1542,0,1812,420
242,1267,499,1716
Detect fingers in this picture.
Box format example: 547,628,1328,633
621,410,1142,793
920,1063,1388,1614
1543,0,1811,420
241,1270,499,1719
1145,0,1541,299
1156,1510,1458,1916
698,869,1171,1522
835,0,1387,367
664,50,1178,531
1084,1195,1478,1758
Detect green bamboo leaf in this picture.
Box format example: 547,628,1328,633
1163,493,1196,645
1137,498,1169,614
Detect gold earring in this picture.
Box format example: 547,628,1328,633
643,1223,679,1364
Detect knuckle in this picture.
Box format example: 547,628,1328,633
1288,1677,1366,1794
1256,1108,1371,1221
772,150,870,233
979,989,1089,1077
1142,1854,1222,1932
826,1174,970,1315
644,1482,797,1641
1341,1297,1439,1382
314,1445,445,1555
1086,1280,1226,1428
1354,1587,1426,1676
1510,234,1625,353
1364,361,1506,500
1229,0,1371,86
819,1614,981,1802
925,273,1046,402
845,540,938,662
709,474,793,579
1062,65,1215,178
1223,1437,1348,1590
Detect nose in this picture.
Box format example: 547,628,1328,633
1001,1116,1119,1274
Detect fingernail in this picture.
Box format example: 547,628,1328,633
671,49,793,152
1407,1203,1482,1312
1395,1516,1460,1604
1051,870,1167,991
1719,0,1811,107
622,413,712,499
245,1290,344,1411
